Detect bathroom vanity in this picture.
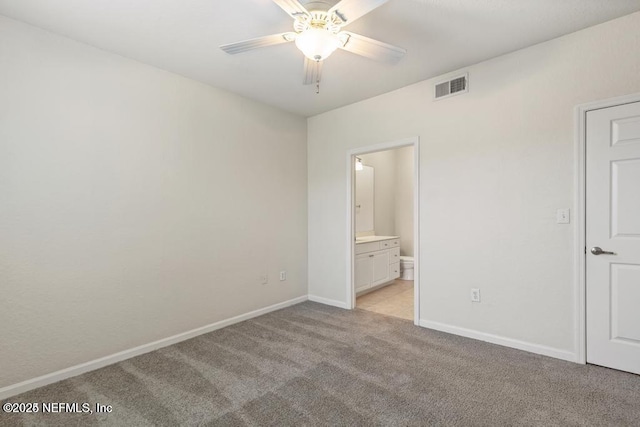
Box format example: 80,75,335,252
354,236,400,294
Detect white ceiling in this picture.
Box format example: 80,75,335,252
1,0,639,116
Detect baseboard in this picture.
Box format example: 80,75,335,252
308,295,348,309
0,295,308,400
419,319,576,362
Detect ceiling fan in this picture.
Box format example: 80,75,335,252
220,0,406,91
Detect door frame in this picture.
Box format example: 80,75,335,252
346,136,420,324
574,92,640,364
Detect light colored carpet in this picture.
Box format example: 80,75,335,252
2,301,640,426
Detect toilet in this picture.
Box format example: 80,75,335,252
399,256,414,280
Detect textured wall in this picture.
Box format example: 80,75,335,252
0,16,308,388
308,12,640,357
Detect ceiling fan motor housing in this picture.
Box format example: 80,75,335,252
302,1,341,13
294,11,341,33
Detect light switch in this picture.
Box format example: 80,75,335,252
556,208,570,224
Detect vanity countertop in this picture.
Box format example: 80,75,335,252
355,235,399,244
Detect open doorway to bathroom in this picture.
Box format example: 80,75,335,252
347,137,419,324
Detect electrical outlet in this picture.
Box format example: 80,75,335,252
471,288,481,302
279,271,287,281
556,208,570,224
260,274,268,285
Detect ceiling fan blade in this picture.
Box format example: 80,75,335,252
329,0,390,26
303,58,323,85
272,0,310,21
339,32,406,63
220,33,296,54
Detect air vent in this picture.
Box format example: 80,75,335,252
434,73,468,100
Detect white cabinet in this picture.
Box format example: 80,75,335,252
354,255,373,293
371,251,390,285
354,237,400,294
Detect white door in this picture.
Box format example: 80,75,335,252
586,101,640,375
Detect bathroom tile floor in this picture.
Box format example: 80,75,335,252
356,280,413,321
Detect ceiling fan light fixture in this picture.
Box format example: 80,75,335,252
295,27,341,61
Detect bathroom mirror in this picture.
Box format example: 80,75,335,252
355,165,374,233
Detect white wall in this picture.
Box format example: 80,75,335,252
359,147,414,255
360,150,396,235
394,146,414,257
354,165,374,233
308,12,640,358
0,16,307,389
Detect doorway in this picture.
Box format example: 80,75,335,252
578,95,640,375
346,137,419,324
